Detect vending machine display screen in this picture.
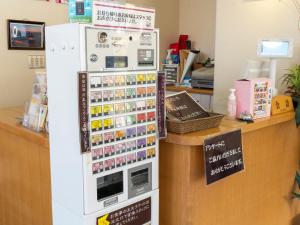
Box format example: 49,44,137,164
106,56,128,68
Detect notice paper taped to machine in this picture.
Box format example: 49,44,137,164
93,1,155,30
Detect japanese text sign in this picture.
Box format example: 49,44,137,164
204,129,244,185
97,197,151,225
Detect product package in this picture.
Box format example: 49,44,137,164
23,71,48,132
69,0,93,23
235,78,272,119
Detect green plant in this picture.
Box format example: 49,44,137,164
293,172,300,199
281,65,300,126
281,65,300,97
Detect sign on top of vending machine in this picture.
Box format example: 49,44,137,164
93,1,156,31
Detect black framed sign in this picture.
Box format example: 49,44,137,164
204,129,244,185
7,19,45,50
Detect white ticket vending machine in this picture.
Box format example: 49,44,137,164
46,23,159,225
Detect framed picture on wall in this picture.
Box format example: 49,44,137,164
7,20,45,50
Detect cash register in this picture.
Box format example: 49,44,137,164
191,67,214,89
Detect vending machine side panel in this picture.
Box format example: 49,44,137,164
46,23,86,220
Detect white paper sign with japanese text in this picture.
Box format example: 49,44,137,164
93,1,155,31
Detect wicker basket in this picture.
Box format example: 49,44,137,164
166,113,224,134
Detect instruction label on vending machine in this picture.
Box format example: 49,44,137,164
79,72,91,153
157,71,166,139
97,198,151,225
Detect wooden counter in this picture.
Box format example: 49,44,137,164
0,107,51,225
166,85,213,96
160,112,300,225
0,107,299,225
165,112,296,146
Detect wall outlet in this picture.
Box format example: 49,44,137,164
28,55,46,69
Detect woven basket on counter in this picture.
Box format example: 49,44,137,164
166,113,224,134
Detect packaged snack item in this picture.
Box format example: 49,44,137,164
115,89,125,100
147,148,156,158
147,136,156,146
126,127,137,138
91,119,102,132
103,131,115,144
147,73,156,84
90,105,102,118
104,158,115,171
126,88,136,99
91,134,103,146
126,140,137,151
90,91,102,103
92,148,103,160
115,75,125,86
90,76,102,88
147,111,156,122
137,87,147,98
115,116,126,128
126,74,136,85
103,104,114,116
127,152,137,164
137,113,146,124
116,155,127,167
104,145,115,157
136,100,146,111
92,161,104,174
147,123,156,134
115,103,125,115
147,86,156,97
137,150,147,161
147,99,156,109
115,130,126,141
126,101,137,112
103,90,114,102
102,75,114,87
137,125,146,136
137,138,146,149
103,118,114,130
115,143,126,154
126,115,137,126
136,74,146,84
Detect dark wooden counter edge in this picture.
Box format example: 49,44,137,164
0,107,49,148
166,86,214,96
164,111,296,146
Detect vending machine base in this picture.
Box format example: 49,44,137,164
52,190,158,225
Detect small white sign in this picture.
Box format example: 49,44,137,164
93,1,155,31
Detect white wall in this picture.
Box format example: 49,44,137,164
179,0,216,61
214,0,300,113
129,0,180,62
0,1,68,108
0,0,179,108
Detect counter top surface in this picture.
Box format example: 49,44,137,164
0,107,295,148
0,107,48,148
166,85,214,96
164,112,296,146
